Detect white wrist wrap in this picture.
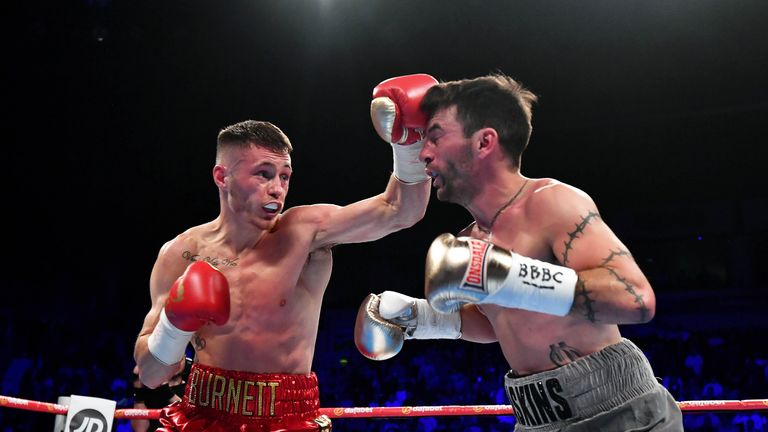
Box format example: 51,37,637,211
147,309,194,366
483,254,577,316
412,298,462,340
392,141,429,184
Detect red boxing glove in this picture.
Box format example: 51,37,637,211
165,261,230,331
148,262,230,365
371,73,437,145
371,73,437,183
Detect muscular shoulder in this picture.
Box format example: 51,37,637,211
527,178,596,211
526,179,600,233
282,204,340,223
159,228,200,259
154,224,213,273
269,204,341,247
148,231,197,300
280,204,343,235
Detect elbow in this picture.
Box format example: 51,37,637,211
638,284,656,323
134,352,172,389
138,371,162,389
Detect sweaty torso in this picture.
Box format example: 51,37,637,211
466,178,621,376
176,214,332,374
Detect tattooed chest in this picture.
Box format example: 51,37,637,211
182,250,241,268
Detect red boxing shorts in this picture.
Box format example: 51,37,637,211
157,363,331,432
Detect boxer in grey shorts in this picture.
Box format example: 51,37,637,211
352,74,684,431
505,339,682,431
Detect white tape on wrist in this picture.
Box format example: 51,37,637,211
412,298,462,339
147,309,195,366
392,141,429,183
485,254,577,316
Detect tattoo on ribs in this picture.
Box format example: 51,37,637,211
575,279,598,323
193,335,206,351
549,342,583,367
182,250,239,267
604,267,650,322
561,211,600,266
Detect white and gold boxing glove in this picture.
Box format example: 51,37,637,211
354,291,461,361
425,233,577,316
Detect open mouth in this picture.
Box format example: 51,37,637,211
263,202,280,214
427,170,442,189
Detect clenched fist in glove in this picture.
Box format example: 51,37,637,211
354,290,461,361
370,73,438,183
425,234,578,316
148,261,230,365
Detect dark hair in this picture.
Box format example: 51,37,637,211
420,74,538,167
216,120,293,157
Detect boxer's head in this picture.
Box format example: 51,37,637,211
215,120,292,230
421,74,537,169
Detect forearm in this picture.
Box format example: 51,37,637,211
571,267,656,324
458,305,498,343
425,234,656,325
381,175,430,228
134,334,185,389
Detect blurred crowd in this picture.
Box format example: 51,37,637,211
1,305,767,431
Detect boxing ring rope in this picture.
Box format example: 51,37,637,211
2,395,768,420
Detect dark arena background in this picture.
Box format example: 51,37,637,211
5,0,768,431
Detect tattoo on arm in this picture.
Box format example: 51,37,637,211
604,267,649,323
574,279,598,323
549,342,583,367
599,248,633,267
561,211,600,266
577,267,649,323
559,213,647,323
182,251,239,267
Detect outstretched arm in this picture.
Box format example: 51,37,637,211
309,74,436,248
307,175,429,249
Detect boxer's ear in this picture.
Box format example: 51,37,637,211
213,164,227,188
475,128,498,159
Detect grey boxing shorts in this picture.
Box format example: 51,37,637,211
504,338,682,431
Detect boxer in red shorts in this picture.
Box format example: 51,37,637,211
133,74,437,431
163,363,329,431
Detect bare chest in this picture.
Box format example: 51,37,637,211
468,211,554,263
225,247,332,303
469,210,574,343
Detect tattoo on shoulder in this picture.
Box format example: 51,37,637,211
561,211,600,266
599,248,633,267
549,341,583,367
604,267,650,323
182,250,239,267
574,279,598,323
193,335,206,351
